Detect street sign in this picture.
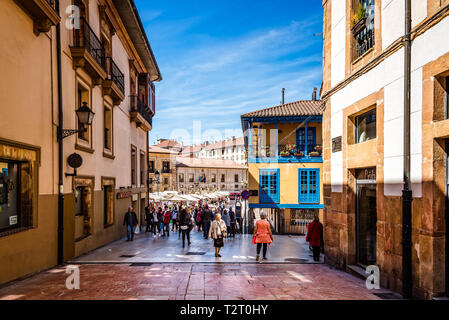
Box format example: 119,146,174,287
241,190,250,200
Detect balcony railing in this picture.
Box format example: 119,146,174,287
107,57,125,94
46,0,56,10
354,26,374,59
130,95,153,127
249,144,322,163
73,17,106,71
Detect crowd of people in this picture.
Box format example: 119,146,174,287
122,201,324,262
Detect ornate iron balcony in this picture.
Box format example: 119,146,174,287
107,57,125,94
72,17,106,71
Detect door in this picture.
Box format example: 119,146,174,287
259,169,279,203
446,139,449,296
356,183,377,266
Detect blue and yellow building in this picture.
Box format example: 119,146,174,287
241,100,324,234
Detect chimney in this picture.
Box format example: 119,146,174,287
282,88,285,105
312,87,318,101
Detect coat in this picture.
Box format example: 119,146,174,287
208,219,227,239
123,211,138,226
254,219,272,243
163,211,171,224
202,209,212,223
306,221,324,247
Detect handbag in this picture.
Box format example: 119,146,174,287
180,225,189,230
252,234,256,245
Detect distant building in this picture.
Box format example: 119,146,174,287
148,146,177,192
182,137,246,165
175,158,247,193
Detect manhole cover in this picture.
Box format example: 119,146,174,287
284,258,308,263
120,255,136,258
186,252,206,256
130,263,153,267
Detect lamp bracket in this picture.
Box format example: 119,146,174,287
60,128,87,140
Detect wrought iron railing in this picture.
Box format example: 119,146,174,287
107,57,125,93
73,17,106,71
249,144,322,158
130,95,153,127
46,0,57,10
354,27,374,59
280,212,316,235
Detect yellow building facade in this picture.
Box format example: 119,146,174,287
241,100,324,234
0,0,161,285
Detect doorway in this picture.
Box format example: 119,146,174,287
355,168,377,267
445,139,449,297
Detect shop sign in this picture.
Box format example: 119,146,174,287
140,192,147,198
332,136,342,153
355,167,377,181
132,194,138,201
116,191,133,199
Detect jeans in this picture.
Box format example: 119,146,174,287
203,221,211,238
181,229,191,247
256,243,267,258
127,224,135,240
172,219,178,231
151,222,159,234
145,222,152,232
162,223,170,236
312,246,321,261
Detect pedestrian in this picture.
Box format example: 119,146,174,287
253,211,273,261
123,206,138,241
157,207,164,234
179,208,193,248
306,215,324,262
202,205,213,239
171,205,178,231
195,207,202,232
145,205,152,233
152,207,159,235
222,209,231,238
162,205,171,237
229,208,236,238
234,207,242,234
208,213,227,257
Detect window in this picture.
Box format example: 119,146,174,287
446,76,449,119
164,177,169,185
140,151,145,186
211,174,216,183
296,127,317,154
131,146,137,186
75,186,86,217
299,169,319,204
189,174,194,183
162,161,170,173
149,160,155,173
103,185,114,227
179,173,184,183
77,85,90,142
353,0,375,59
221,174,225,183
355,108,376,143
104,105,112,151
0,160,33,232
259,169,279,203
234,174,239,183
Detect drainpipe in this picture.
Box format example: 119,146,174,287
56,0,65,265
402,0,413,299
282,88,285,105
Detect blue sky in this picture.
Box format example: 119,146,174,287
134,0,323,145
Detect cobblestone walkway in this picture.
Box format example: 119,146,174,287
0,263,395,300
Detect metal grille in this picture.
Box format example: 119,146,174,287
280,211,315,235
107,57,125,93
73,18,106,71
130,95,153,126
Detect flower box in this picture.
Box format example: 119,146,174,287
309,151,321,157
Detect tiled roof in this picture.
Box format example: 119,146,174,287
204,137,245,151
155,140,183,149
149,146,178,154
175,157,247,169
241,100,324,118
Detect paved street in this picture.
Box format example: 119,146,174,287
0,229,398,300
71,227,321,264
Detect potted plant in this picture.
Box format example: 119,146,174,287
280,150,290,157
309,151,321,157
315,144,323,153
293,150,304,157
351,3,367,35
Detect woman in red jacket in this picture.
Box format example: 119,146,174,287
306,215,324,262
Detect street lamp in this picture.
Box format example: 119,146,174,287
58,102,95,140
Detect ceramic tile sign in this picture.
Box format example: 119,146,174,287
332,136,342,153
9,215,17,226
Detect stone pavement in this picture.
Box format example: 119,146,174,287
70,227,321,264
0,263,394,300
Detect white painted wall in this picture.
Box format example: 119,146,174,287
331,0,346,87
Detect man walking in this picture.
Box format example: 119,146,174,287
123,206,138,241
201,205,212,239
171,205,178,232
145,206,153,233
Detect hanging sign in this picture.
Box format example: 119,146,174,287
116,191,133,199
332,136,342,153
